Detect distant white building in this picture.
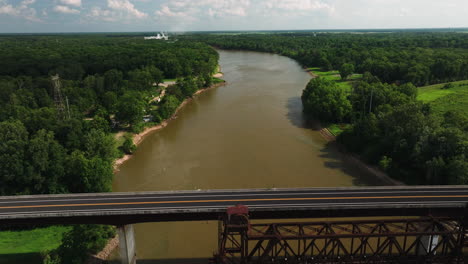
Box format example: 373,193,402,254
144,32,169,41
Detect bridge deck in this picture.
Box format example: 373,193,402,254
0,186,467,225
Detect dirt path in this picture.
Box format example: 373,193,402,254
150,88,166,103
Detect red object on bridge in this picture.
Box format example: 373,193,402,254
226,204,249,216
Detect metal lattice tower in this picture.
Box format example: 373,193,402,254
51,74,70,120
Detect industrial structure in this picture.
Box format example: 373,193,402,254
51,74,71,120
144,32,169,40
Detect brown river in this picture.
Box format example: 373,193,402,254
111,50,385,263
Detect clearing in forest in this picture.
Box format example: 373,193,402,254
418,81,468,116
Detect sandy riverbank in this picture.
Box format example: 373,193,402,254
113,81,225,172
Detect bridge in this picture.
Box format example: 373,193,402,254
1,186,468,263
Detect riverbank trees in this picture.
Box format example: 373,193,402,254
0,35,219,263
188,32,468,85
192,32,467,185
302,75,467,185
301,78,351,122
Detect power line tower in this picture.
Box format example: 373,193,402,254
51,74,71,120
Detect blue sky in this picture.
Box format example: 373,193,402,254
0,0,467,33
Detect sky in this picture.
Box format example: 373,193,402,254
0,0,467,33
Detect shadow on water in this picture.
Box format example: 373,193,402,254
285,97,322,130
319,141,388,186
286,97,388,187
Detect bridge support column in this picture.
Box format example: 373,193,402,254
118,225,137,264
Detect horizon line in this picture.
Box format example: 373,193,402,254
1,27,468,35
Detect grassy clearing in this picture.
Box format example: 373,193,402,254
308,67,362,91
328,124,351,136
0,226,71,264
0,226,70,254
418,81,468,116
212,77,225,84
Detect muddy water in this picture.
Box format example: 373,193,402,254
112,50,384,262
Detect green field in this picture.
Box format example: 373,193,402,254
418,81,468,116
163,78,177,82
308,67,362,91
328,124,352,136
0,226,71,264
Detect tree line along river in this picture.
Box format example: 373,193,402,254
111,50,385,262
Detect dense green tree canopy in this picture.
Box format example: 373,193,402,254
0,35,219,197
339,63,355,80
188,32,468,86
301,78,351,123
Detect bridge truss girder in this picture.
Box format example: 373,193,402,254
214,217,468,264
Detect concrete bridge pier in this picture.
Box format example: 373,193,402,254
118,225,137,264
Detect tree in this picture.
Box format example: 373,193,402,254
158,95,180,120
83,129,116,161
339,63,355,80
101,91,118,114
26,129,66,194
301,78,352,123
128,67,153,91
89,115,111,133
178,77,198,98
104,69,123,92
115,92,145,126
148,66,164,87
0,120,29,195
121,134,136,154
56,225,115,264
66,151,113,193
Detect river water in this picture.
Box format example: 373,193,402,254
112,50,384,263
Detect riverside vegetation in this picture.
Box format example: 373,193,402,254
189,32,468,185
0,35,219,263
1,32,467,263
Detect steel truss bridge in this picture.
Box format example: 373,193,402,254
1,186,468,263
215,210,468,264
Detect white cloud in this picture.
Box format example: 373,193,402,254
262,0,331,11
154,0,251,26
86,0,147,22
259,0,335,17
2,0,468,32
59,0,81,7
87,6,117,22
0,0,41,22
107,0,147,19
54,5,80,14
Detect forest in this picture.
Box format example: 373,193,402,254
0,35,219,263
1,32,467,263
188,32,468,185
187,32,468,86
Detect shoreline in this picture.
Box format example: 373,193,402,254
100,81,225,264
322,126,404,186
113,81,225,172
305,68,403,186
